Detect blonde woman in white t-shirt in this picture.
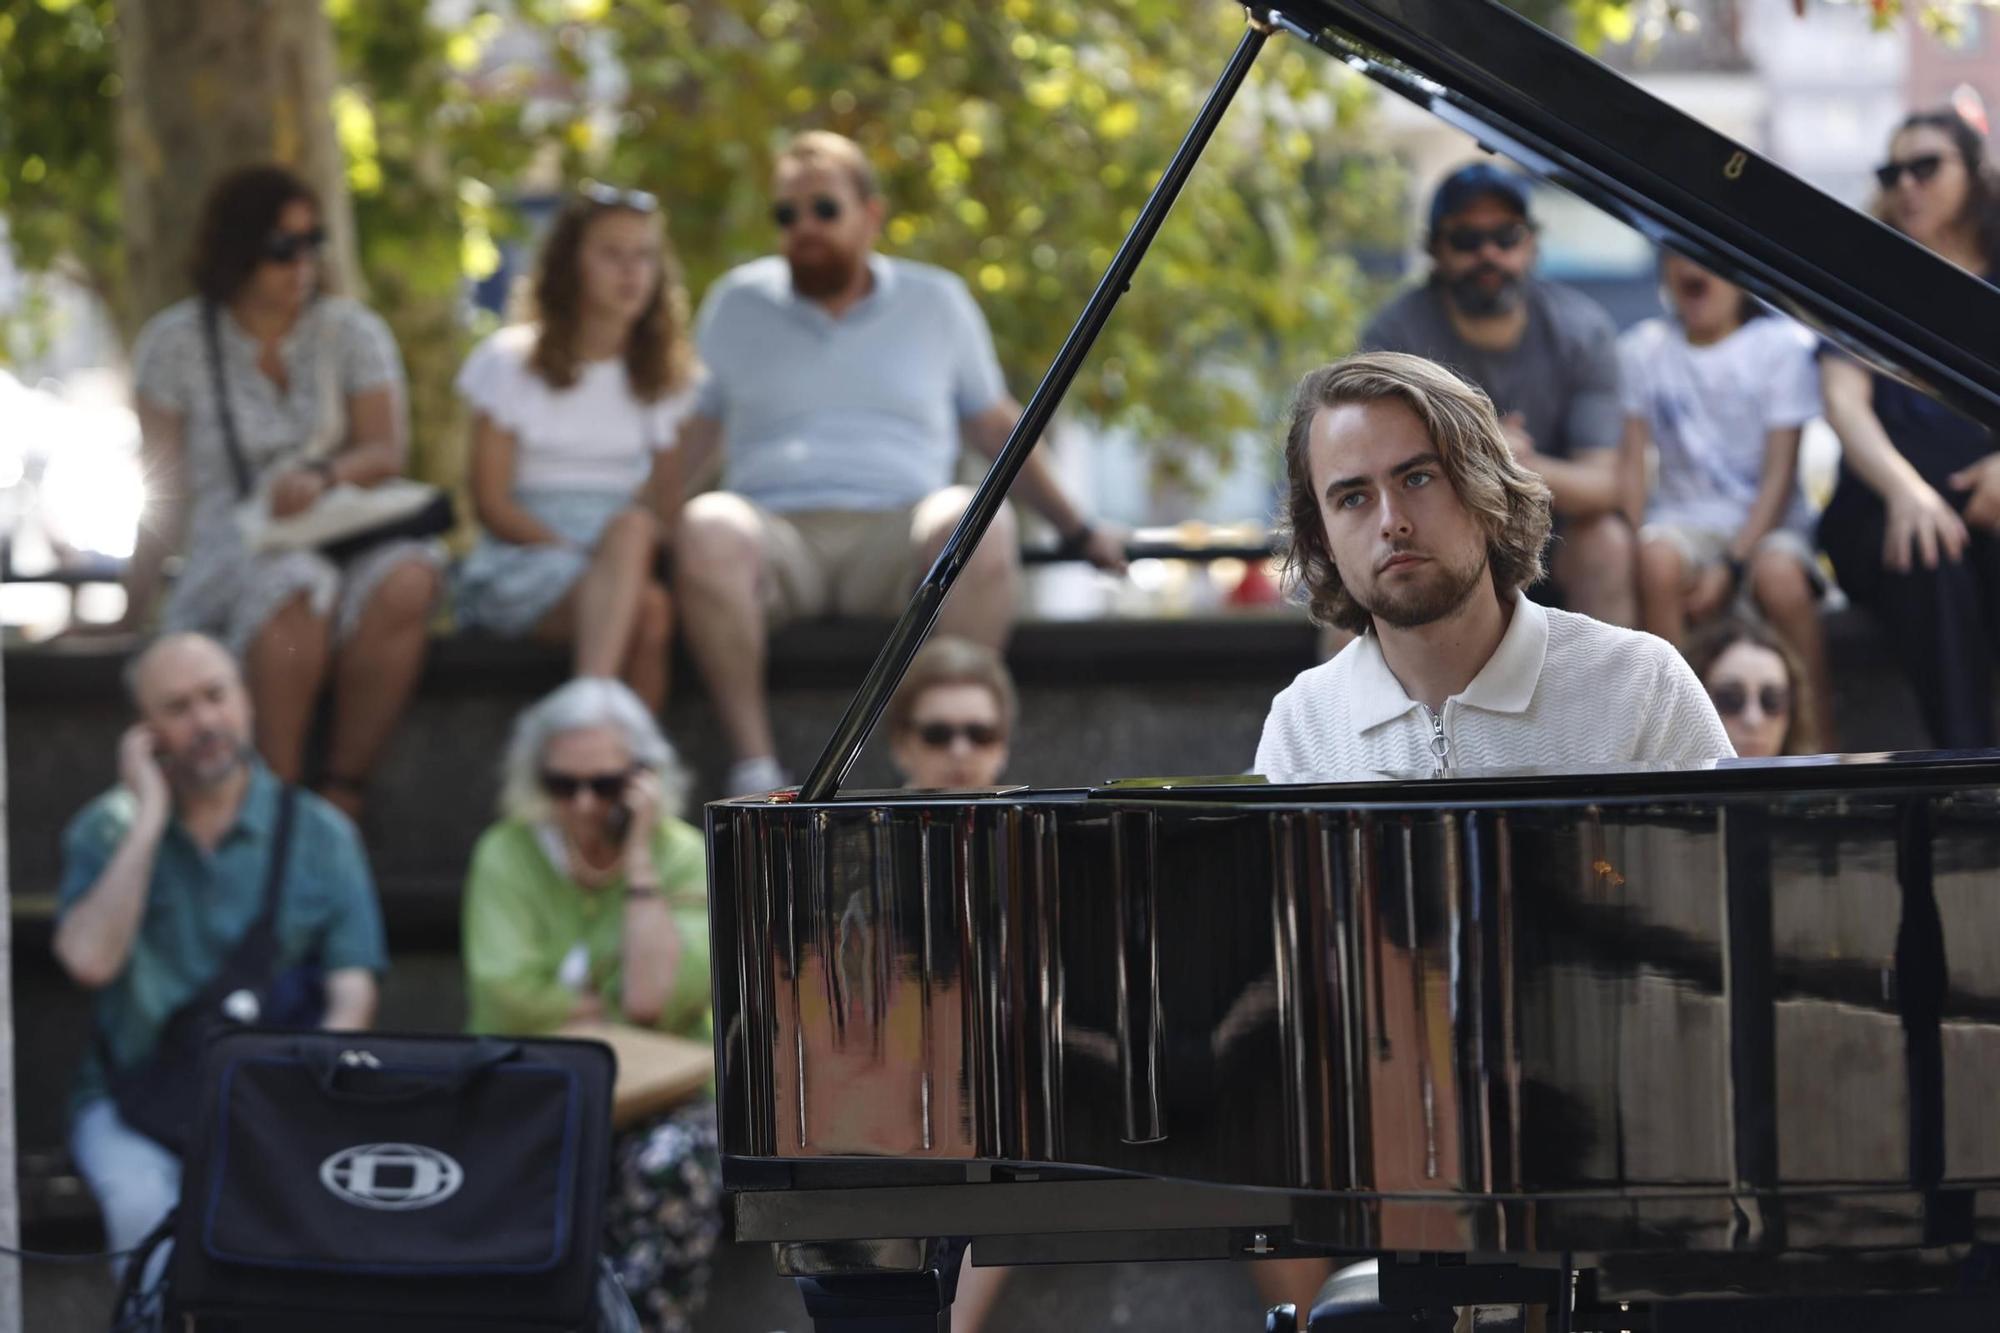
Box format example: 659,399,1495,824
1619,251,1834,747
455,185,697,711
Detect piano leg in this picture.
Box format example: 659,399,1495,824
782,1237,965,1333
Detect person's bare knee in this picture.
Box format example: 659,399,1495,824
361,561,441,634
1636,538,1685,602
598,507,660,569
1750,549,1813,617
1564,514,1636,612
676,495,763,597
913,485,980,565
963,500,1020,584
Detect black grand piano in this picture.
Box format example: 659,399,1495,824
705,2,2000,1329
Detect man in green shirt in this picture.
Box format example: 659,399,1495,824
54,633,388,1258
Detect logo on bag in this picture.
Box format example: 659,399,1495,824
319,1143,464,1211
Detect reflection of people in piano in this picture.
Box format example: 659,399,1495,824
1256,351,1734,782
1684,616,1817,758
887,636,1015,791
1819,107,2000,750
662,130,1128,798
460,679,721,1333
1361,163,1637,627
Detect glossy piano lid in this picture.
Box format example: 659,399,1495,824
1266,0,2000,427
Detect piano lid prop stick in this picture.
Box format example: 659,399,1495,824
798,10,1280,803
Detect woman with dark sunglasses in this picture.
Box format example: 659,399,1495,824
1818,108,2000,748
461,677,720,1332
1683,616,1819,759
453,184,695,712
885,636,1017,792
115,164,442,818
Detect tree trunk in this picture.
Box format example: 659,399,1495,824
114,0,360,330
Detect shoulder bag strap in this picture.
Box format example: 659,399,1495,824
202,300,255,500
94,785,300,1072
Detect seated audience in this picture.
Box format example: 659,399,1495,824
1621,251,1835,745
666,130,1125,796
462,678,719,1333
1820,108,2000,749
887,636,1016,791
1361,163,1635,625
117,164,442,817
454,184,695,711
54,633,385,1265
1685,617,1819,759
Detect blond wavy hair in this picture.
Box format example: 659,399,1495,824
1277,351,1552,632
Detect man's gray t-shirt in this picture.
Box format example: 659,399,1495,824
1359,279,1622,459
692,254,1010,513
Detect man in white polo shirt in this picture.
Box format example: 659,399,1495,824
667,130,1126,796
1255,351,1732,783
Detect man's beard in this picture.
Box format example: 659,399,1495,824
1355,548,1490,630
788,244,863,300
169,731,252,791
1444,265,1525,318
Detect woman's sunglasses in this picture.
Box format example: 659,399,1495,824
1709,682,1790,718
773,196,843,229
540,768,635,802
1874,153,1945,190
911,721,1003,750
579,181,659,212
262,226,327,264
1440,221,1532,255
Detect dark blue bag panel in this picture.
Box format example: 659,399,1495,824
202,1051,580,1273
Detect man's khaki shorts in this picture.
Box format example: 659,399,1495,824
751,503,928,625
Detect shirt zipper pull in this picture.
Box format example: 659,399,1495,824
1424,704,1451,778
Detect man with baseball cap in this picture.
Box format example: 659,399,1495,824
1360,162,1635,625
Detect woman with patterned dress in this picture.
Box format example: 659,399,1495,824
119,164,442,817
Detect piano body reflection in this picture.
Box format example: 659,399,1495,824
706,1,2000,1328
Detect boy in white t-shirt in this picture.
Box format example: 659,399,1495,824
1621,251,1835,746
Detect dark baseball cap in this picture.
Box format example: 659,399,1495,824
1427,162,1533,237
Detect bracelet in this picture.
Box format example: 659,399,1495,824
624,884,662,902
308,458,338,486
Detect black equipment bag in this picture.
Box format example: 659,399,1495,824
173,1027,617,1332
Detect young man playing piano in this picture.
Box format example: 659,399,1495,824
1255,351,1732,783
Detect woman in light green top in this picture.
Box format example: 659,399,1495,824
462,677,717,1333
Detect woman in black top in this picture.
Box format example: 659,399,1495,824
1820,109,2000,748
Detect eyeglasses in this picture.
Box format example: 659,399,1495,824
539,768,635,802
1709,682,1790,718
1874,154,1945,190
911,721,1003,750
262,226,327,264
579,181,659,212
1440,221,1532,255
774,196,843,229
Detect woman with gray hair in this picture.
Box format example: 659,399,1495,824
461,677,719,1332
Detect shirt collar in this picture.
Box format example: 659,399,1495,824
1347,590,1548,732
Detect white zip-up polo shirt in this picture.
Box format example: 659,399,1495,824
1253,591,1734,783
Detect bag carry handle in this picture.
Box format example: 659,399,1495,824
308,1037,524,1104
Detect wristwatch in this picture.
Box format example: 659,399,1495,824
307,458,338,486
1055,521,1097,559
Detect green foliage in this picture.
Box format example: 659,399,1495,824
515,0,1403,480
0,0,125,339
